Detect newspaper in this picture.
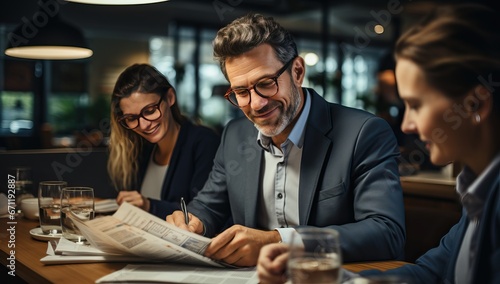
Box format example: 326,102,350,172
71,202,226,268
95,264,258,283
53,237,120,256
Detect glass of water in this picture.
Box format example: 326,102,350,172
38,181,67,235
11,167,34,214
60,187,95,244
288,228,343,284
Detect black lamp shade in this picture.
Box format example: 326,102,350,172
5,15,93,60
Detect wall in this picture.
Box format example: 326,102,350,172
401,173,461,262
88,36,150,100
1,148,116,199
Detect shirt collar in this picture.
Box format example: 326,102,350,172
257,89,311,152
456,153,500,219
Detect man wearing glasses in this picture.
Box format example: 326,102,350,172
167,13,405,267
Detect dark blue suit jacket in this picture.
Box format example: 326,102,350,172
136,120,220,219
188,89,406,262
362,165,500,283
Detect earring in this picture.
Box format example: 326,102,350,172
474,113,481,123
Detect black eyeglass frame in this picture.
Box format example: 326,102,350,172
224,57,296,108
117,97,163,130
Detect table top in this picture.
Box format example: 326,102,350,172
1,216,408,283
400,170,456,186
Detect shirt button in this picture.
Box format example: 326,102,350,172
277,193,283,199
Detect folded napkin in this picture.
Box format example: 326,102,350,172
95,199,119,213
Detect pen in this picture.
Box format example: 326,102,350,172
180,197,189,225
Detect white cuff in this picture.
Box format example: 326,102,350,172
274,227,296,244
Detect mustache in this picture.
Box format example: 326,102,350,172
251,102,280,116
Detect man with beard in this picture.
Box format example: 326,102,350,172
166,13,405,267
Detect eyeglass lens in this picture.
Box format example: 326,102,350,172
228,78,278,107
120,104,162,129
225,57,294,107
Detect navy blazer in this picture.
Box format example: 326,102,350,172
135,120,220,219
188,88,406,262
362,165,500,283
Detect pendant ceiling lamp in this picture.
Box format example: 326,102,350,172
65,0,168,4
4,13,93,60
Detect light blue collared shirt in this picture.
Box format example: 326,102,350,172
256,89,311,243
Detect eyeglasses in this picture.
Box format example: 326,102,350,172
224,57,296,107
117,98,163,129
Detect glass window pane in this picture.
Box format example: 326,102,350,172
150,27,197,117
47,92,88,135
0,91,34,135
198,30,234,130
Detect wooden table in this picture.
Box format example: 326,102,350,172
1,216,408,283
343,261,409,273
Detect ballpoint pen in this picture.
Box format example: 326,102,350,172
180,197,189,225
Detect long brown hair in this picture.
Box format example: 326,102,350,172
108,64,186,190
395,4,500,116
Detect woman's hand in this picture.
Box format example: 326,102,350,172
116,190,150,211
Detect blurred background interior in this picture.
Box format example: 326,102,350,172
3,0,493,263
0,0,496,157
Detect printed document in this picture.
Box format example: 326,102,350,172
71,202,226,267
95,264,258,283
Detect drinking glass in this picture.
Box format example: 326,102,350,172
10,167,34,214
288,227,343,284
38,181,67,235
60,187,95,244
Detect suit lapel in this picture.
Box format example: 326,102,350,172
162,121,188,194
238,124,262,228
469,178,500,281
298,89,333,224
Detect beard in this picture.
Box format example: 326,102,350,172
252,82,302,137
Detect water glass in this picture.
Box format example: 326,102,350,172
288,227,343,284
38,181,67,235
10,167,34,213
61,187,95,244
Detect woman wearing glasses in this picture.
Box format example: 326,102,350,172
108,64,220,219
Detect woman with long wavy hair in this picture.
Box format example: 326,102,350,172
108,63,220,219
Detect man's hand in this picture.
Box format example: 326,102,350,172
116,190,150,211
204,225,282,267
166,210,204,234
257,243,290,284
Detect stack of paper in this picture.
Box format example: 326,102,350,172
40,237,153,265
95,264,259,283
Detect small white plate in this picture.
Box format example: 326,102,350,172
30,227,62,242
